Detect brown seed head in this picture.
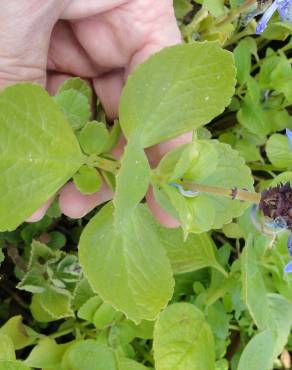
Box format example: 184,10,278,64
259,182,292,230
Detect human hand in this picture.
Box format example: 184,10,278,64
0,0,189,227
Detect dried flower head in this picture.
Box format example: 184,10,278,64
259,182,292,230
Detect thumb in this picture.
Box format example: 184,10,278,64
0,0,69,89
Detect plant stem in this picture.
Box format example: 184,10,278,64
249,163,282,172
216,0,257,27
183,182,261,203
89,156,120,174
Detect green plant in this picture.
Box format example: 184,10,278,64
0,1,292,369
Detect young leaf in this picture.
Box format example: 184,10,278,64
78,121,110,155
73,165,102,194
77,296,103,323
25,337,69,369
53,89,91,131
30,286,74,322
266,133,292,169
153,303,215,370
114,139,151,229
0,83,85,231
0,316,38,350
159,228,227,276
58,77,92,103
61,341,116,370
78,202,174,323
119,42,236,147
234,38,252,84
237,330,275,370
173,0,192,19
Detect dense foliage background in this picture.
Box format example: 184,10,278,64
0,1,292,369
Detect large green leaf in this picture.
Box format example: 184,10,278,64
153,303,215,370
158,227,227,276
79,202,174,323
0,83,85,231
237,330,275,370
119,42,235,147
114,139,151,228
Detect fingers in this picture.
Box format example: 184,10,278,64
145,132,193,227
146,187,180,228
0,1,70,89
61,0,129,20
48,21,99,78
26,197,54,223
146,132,193,167
59,182,113,218
46,72,72,95
127,0,181,74
93,70,124,120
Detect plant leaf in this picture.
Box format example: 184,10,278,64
266,133,292,169
159,228,227,276
114,139,151,229
153,302,215,370
0,83,85,231
61,341,116,370
73,165,102,194
79,202,174,323
78,121,110,155
53,89,91,131
241,236,269,329
119,42,235,147
58,77,92,103
238,330,275,370
0,361,31,370
0,334,15,361
30,286,74,322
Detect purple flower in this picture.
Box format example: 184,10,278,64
284,234,292,273
286,128,292,151
256,0,292,34
284,260,292,273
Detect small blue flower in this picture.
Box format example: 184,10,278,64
284,260,292,273
256,0,292,34
284,234,292,273
286,128,292,151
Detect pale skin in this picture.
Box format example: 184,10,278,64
0,0,192,227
